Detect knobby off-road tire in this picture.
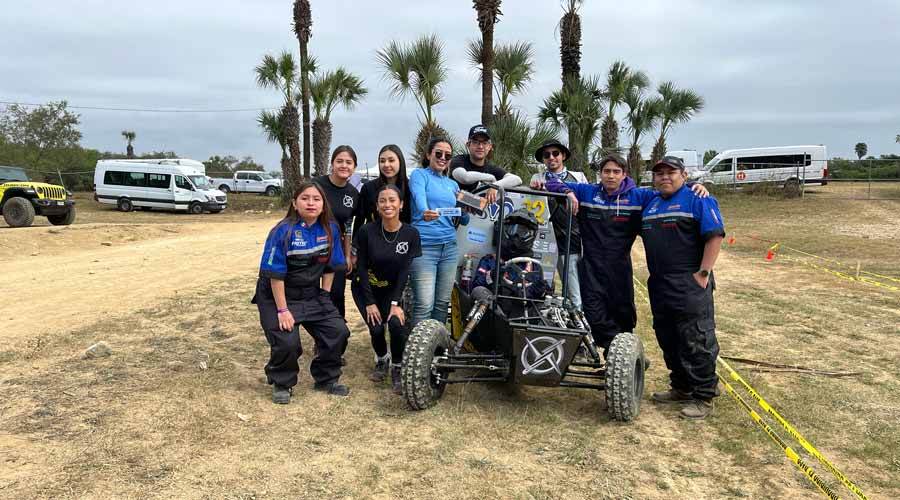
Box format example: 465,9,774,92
47,206,76,226
605,332,645,422
402,319,450,410
2,197,36,227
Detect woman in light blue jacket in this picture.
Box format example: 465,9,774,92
409,137,469,324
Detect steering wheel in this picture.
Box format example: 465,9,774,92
505,257,543,268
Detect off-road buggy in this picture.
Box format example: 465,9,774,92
400,186,646,421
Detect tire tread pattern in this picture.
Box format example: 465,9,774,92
402,319,449,410
605,333,645,422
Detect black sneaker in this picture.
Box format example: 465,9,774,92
370,357,389,382
313,382,350,397
390,365,402,395
272,384,292,404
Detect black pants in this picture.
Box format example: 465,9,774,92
253,279,349,388
578,257,637,353
351,281,407,362
329,269,347,319
648,272,720,400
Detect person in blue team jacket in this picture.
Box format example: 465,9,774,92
253,182,352,404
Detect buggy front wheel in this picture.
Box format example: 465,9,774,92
605,333,645,422
402,319,450,410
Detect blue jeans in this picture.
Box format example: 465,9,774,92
410,240,459,325
558,253,582,308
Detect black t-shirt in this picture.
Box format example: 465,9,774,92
449,154,508,193
315,175,359,237
352,178,412,235
352,222,422,304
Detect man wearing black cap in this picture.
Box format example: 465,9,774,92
542,153,708,357
642,156,725,420
528,139,588,309
450,124,522,204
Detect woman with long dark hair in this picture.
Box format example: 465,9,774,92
254,182,352,403
352,144,411,236
314,145,360,319
408,137,469,324
351,184,421,393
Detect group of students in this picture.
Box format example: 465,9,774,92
254,123,726,420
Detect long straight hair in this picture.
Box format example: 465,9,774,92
377,144,408,196
273,182,336,256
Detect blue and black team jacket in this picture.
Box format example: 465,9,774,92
641,185,726,275
259,219,346,293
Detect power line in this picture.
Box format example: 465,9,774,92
0,100,279,113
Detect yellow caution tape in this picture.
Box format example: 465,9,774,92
718,358,870,500
778,244,900,284
717,372,843,500
779,254,900,293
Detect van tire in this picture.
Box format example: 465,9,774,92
218,185,230,193
2,197,36,227
189,202,203,214
48,206,76,226
117,198,133,212
784,179,801,198
265,186,278,197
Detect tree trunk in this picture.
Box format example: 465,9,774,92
414,121,450,166
283,104,303,193
601,115,619,152
313,117,332,177
627,143,643,183
481,26,494,128
280,152,293,202
651,135,667,166
126,144,134,159
300,45,312,179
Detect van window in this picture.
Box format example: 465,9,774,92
737,155,805,170
711,160,732,173
104,170,125,185
124,172,147,187
175,175,193,190
148,173,171,189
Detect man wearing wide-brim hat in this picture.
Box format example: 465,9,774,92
528,139,588,309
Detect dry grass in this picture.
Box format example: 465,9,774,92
1,193,899,499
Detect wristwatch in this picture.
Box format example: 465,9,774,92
698,269,711,278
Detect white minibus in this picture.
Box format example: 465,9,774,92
94,159,227,213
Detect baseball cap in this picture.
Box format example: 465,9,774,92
652,156,686,172
468,124,491,141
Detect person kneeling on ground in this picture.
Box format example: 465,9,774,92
642,157,725,420
253,182,352,404
351,184,422,394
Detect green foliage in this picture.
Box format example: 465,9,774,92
703,149,718,165
854,142,867,160
538,75,604,171
309,67,368,122
467,39,535,116
829,157,900,179
255,51,300,105
651,81,705,164
203,155,265,176
0,101,82,167
489,111,558,179
376,34,448,127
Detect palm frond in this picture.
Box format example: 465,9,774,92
466,38,485,71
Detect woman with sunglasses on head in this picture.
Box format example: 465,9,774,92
254,182,351,404
314,145,360,320
408,137,470,325
352,144,412,236
351,184,421,394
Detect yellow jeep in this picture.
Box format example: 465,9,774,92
0,166,76,227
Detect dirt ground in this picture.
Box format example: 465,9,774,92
1,193,898,499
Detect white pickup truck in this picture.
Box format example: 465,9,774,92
212,171,283,196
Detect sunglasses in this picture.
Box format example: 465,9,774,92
433,151,453,161
542,150,562,159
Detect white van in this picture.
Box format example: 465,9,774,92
639,149,701,184
694,146,828,190
94,159,227,213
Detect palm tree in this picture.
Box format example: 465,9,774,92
623,89,660,181
538,75,604,171
467,40,535,118
490,111,558,179
255,51,302,194
377,35,451,163
601,61,649,152
650,81,705,165
310,68,368,176
895,134,900,144
559,0,583,84
121,130,136,158
854,142,867,160
473,1,502,127
292,0,313,178
257,109,291,188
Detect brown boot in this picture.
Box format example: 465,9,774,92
651,389,693,404
680,399,714,420
391,364,402,395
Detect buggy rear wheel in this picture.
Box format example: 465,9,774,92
402,319,450,410
605,333,645,421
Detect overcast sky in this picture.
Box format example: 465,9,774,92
4,0,900,171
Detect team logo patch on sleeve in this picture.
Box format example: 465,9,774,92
316,235,328,242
